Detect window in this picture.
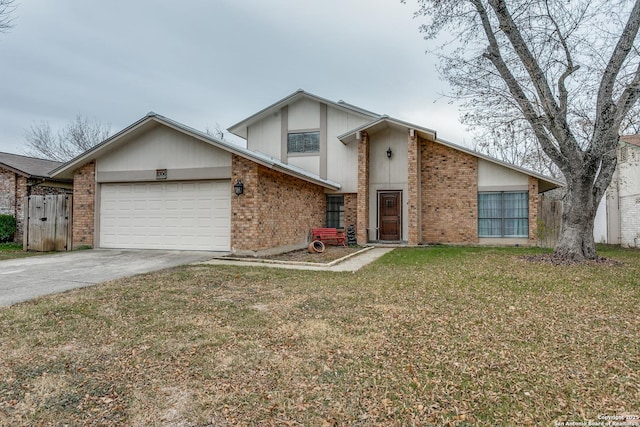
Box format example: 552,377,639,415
478,192,529,237
288,131,320,153
326,195,344,228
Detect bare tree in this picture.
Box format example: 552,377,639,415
0,0,16,33
470,119,561,178
408,0,640,260
24,115,111,162
205,123,227,141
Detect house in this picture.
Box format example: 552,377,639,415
0,152,73,242
50,90,562,254
598,135,640,247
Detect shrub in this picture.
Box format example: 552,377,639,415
0,214,17,243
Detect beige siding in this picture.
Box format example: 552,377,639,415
242,99,372,189
288,155,320,176
326,107,371,192
289,98,320,130
96,127,231,182
98,126,231,174
478,159,528,190
246,112,281,159
368,128,409,241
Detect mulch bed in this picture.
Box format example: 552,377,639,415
232,245,362,264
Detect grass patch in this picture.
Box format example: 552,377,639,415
1,246,639,425
0,243,52,260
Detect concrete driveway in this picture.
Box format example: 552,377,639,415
0,249,221,307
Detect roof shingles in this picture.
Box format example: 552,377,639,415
0,152,63,178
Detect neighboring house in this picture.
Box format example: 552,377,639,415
599,135,640,247
50,90,562,254
0,152,73,242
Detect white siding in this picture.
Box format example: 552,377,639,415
594,198,608,243
618,151,640,246
618,159,640,198
98,125,231,172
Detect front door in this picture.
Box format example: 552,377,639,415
378,191,401,241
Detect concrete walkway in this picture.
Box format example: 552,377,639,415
198,247,394,271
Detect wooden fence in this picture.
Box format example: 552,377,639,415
537,195,562,248
23,194,72,252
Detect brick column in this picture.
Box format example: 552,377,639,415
356,132,369,245
72,161,96,249
528,176,539,245
230,155,260,252
407,131,419,245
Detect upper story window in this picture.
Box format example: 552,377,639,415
287,131,319,154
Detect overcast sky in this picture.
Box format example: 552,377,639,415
0,0,471,157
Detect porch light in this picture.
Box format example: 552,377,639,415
386,147,392,159
233,180,244,196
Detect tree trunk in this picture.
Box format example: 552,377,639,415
554,185,599,260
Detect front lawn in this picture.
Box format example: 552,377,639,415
0,246,638,426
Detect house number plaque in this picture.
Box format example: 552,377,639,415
156,169,168,180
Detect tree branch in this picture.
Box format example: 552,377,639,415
470,0,566,169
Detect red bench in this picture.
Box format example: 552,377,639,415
311,228,346,247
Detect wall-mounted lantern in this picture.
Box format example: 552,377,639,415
386,147,392,159
233,180,244,196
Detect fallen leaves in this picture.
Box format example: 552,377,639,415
1,246,639,425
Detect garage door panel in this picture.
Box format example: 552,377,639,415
100,180,230,251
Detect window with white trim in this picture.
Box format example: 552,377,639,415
478,192,529,237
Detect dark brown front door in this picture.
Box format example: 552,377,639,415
379,191,401,241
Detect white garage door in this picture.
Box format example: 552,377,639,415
99,180,230,251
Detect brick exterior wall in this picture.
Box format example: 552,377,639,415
528,176,539,244
29,184,72,197
356,132,370,245
620,195,640,247
0,168,18,241
421,139,479,244
230,155,326,254
14,176,27,242
72,161,96,248
0,168,14,217
343,193,357,230
407,131,420,245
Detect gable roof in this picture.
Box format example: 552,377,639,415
228,89,381,139
0,152,64,179
338,115,438,143
338,116,563,192
49,113,341,190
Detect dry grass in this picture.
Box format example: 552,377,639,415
1,245,639,426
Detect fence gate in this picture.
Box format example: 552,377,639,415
25,194,72,252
